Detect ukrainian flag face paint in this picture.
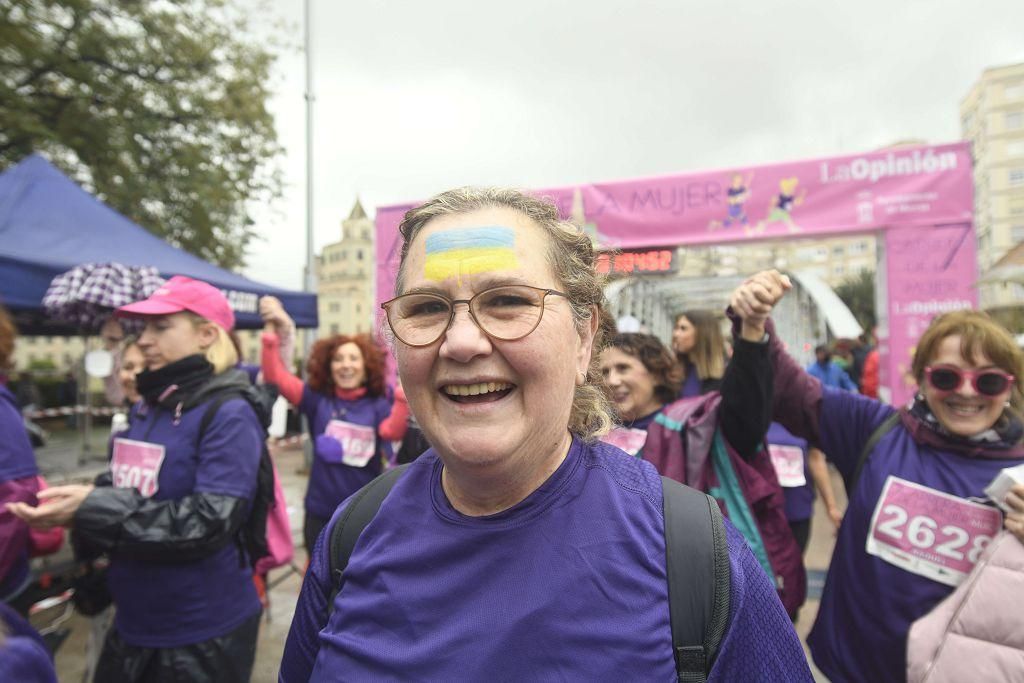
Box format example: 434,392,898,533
423,226,519,284
396,206,598,478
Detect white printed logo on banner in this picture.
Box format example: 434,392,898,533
324,420,377,467
866,475,1002,587
110,438,166,498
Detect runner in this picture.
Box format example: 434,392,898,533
259,296,407,552
671,309,727,397
598,332,682,457
731,269,1024,682
279,187,812,681
10,276,266,682
0,304,42,615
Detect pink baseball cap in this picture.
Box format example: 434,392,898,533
117,276,235,331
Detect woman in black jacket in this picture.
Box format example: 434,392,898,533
10,277,266,682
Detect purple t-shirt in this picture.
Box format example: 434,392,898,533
300,387,394,519
0,385,38,599
0,386,37,481
106,397,263,647
679,362,702,398
279,439,813,681
765,422,814,522
808,388,1024,683
0,603,56,683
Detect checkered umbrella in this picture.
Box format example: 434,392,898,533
43,263,165,332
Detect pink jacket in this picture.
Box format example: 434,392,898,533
906,531,1024,682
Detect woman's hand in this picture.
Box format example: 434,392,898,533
730,270,792,340
6,484,95,529
259,296,293,334
826,504,844,532
1005,483,1024,544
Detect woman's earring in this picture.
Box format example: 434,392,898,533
576,371,586,386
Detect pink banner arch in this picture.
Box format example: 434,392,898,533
376,141,976,407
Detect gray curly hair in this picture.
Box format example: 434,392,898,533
395,186,615,440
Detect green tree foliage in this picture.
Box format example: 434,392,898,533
0,0,282,269
835,268,876,332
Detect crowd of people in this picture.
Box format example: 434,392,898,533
1,187,1023,681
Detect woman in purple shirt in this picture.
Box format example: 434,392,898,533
0,305,41,613
732,269,1024,683
671,309,726,397
259,298,407,553
598,332,682,457
279,188,811,681
10,277,266,682
1,602,57,683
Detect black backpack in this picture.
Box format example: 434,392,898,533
195,382,280,569
325,466,732,682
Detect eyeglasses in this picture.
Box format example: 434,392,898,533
381,285,568,347
924,365,1015,397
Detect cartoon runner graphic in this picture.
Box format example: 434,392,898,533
709,172,754,230
749,177,806,235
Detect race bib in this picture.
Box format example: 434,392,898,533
768,444,807,487
866,476,1003,587
324,420,377,467
110,438,166,498
601,427,649,457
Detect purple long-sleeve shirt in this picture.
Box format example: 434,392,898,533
279,439,812,682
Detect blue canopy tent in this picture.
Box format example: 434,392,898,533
0,154,317,334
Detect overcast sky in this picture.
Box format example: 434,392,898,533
241,0,1024,291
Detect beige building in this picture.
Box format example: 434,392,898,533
960,62,1024,310
316,200,375,337
11,334,85,374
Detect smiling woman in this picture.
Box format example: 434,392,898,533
279,188,813,682
259,300,406,552
731,274,1024,683
598,332,682,457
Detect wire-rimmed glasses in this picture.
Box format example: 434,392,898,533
381,284,568,347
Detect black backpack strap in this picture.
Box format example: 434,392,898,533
848,411,901,496
662,476,731,682
195,388,274,568
197,391,239,438
326,464,410,607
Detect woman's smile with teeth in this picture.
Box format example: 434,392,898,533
443,381,512,397
946,402,984,415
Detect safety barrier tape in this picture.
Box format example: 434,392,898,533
28,405,312,446
27,405,121,418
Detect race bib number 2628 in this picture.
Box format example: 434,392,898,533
866,476,1002,587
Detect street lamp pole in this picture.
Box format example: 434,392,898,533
299,0,317,474
303,0,315,300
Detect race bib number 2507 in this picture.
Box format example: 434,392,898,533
866,476,1002,587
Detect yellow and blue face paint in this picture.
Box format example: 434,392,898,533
424,226,519,283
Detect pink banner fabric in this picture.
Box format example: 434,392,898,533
881,222,977,407
376,142,975,402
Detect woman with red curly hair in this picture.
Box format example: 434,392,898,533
259,297,407,552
